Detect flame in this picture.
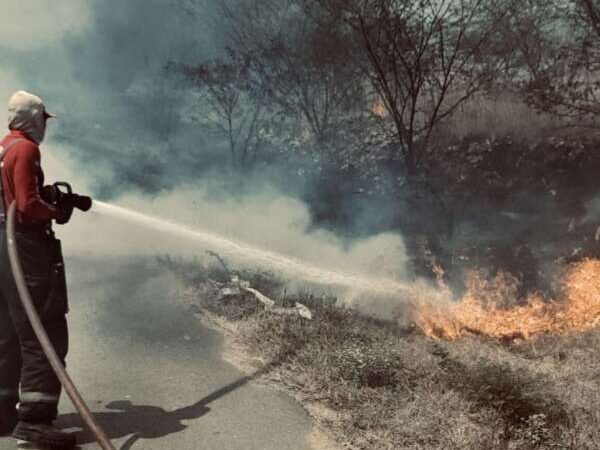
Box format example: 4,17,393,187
413,259,600,340
371,98,387,117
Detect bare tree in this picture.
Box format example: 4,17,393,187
310,0,520,176
217,0,365,147
578,0,600,38
171,56,269,170
521,0,600,125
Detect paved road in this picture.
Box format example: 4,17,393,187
1,257,315,450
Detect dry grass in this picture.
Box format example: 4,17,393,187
162,258,600,450
437,93,563,142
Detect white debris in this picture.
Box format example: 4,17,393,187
207,253,312,320
244,287,276,308
219,286,241,297
235,279,313,320
295,302,313,320
269,304,312,320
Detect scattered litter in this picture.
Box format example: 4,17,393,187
244,287,276,308
206,252,312,319
219,286,241,297
242,283,312,320
294,302,313,320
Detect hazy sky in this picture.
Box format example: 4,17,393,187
0,1,413,310
0,0,92,51
0,0,88,124
0,0,219,197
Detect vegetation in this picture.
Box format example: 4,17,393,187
159,3,600,447
161,259,600,450
168,0,600,295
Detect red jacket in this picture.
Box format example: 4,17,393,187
0,130,60,225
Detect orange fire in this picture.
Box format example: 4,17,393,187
413,259,600,340
371,98,387,117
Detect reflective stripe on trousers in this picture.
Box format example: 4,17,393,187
0,228,68,422
20,391,60,403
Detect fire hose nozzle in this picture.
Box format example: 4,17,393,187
42,182,92,212
72,194,93,212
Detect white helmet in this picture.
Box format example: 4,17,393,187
7,90,56,144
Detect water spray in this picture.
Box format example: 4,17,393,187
92,200,412,298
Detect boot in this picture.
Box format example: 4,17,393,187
0,405,17,436
12,421,76,449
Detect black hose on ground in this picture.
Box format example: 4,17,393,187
6,201,116,450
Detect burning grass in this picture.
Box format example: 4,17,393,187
162,257,600,450
413,259,600,340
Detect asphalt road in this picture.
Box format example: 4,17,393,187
0,257,315,450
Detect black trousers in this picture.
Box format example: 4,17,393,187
0,226,68,423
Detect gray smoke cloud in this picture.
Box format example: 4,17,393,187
0,0,414,312
0,1,91,51
1,0,226,197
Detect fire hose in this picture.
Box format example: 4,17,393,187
6,201,116,450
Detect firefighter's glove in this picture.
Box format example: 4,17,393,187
55,198,74,225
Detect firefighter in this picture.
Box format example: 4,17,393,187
0,91,88,449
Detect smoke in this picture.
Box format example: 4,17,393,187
59,183,408,290
0,1,414,315
0,0,221,196
0,0,221,197
0,0,91,51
